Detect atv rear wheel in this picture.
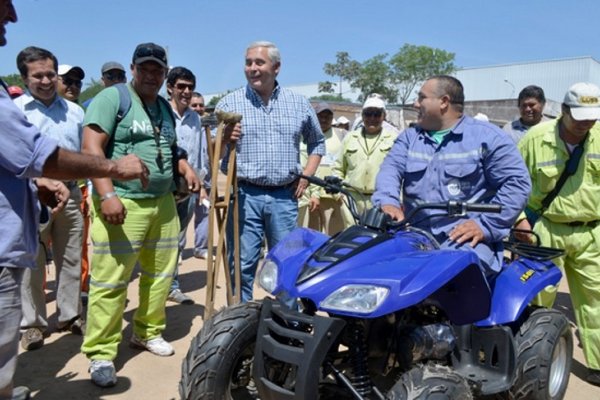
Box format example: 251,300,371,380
179,301,262,400
387,364,473,399
509,308,572,400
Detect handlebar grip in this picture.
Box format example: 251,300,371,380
466,204,502,213
300,174,328,187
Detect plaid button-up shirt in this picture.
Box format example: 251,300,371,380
217,83,325,186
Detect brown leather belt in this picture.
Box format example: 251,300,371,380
238,180,295,191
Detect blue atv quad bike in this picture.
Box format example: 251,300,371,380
180,175,573,400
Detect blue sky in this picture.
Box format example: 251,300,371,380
2,0,599,96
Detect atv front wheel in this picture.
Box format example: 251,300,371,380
387,364,473,399
509,308,573,400
179,301,262,400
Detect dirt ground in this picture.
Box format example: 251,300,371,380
14,224,600,400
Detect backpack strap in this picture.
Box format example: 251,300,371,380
157,95,176,131
114,83,132,125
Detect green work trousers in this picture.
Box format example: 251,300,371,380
534,218,600,369
81,194,179,361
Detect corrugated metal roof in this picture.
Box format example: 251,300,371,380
456,56,600,102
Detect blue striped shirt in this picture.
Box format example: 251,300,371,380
216,83,325,186
0,85,59,268
13,92,83,152
172,106,209,183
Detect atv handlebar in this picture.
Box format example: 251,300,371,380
294,173,363,222
294,173,502,230
410,201,502,216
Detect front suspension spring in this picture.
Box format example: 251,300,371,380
349,322,372,396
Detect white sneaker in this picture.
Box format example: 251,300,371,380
89,360,117,387
130,335,174,357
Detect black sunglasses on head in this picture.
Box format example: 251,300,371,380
135,46,167,62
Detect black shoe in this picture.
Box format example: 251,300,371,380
587,368,600,386
57,316,85,335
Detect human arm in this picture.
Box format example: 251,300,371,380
42,145,149,185
469,130,531,243
371,133,408,215
298,103,326,199
295,154,322,199
178,157,201,193
0,89,148,186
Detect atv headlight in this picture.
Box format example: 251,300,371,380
321,285,389,314
257,259,279,294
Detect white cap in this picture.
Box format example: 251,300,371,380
57,64,85,79
362,97,386,110
473,112,489,122
564,82,600,121
337,116,350,124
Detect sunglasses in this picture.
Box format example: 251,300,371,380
60,77,82,88
135,46,167,63
363,110,383,118
175,83,194,91
104,71,125,82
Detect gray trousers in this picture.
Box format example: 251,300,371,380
21,189,83,329
0,267,24,399
171,194,197,292
194,190,209,252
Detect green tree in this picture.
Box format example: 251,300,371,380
309,94,352,103
318,81,335,94
208,91,228,107
1,73,24,88
351,54,397,103
321,51,360,98
389,44,456,106
79,79,104,104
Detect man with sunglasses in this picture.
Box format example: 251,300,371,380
165,66,208,305
14,46,87,352
80,42,200,388
57,64,84,104
373,75,530,275
516,82,600,386
101,61,126,87
333,96,397,228
81,62,126,110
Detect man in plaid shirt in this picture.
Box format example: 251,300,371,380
217,40,325,303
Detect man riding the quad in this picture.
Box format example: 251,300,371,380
373,75,531,275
